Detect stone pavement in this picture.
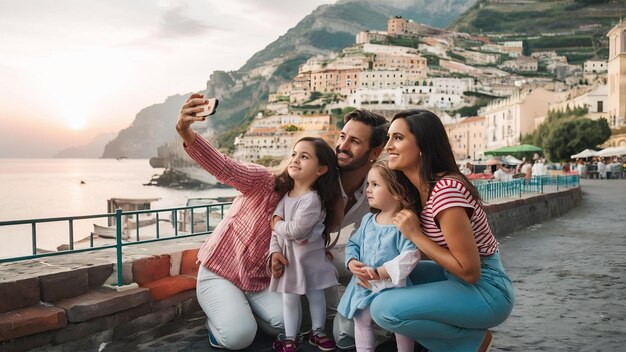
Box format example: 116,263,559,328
102,179,625,352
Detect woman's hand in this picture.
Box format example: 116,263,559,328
271,252,288,279
392,209,421,242
176,93,209,146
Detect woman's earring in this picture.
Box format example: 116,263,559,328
370,159,375,163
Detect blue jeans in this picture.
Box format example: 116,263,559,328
370,252,514,352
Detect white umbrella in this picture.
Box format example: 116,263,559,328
502,154,523,165
597,146,626,157
570,149,598,159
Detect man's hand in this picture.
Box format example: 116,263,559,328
271,252,288,279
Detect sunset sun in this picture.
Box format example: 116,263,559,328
67,118,86,130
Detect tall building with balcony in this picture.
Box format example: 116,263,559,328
480,87,565,150
445,116,486,161
607,20,626,128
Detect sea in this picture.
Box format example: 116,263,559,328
0,158,239,259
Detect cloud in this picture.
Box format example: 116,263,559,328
154,4,216,39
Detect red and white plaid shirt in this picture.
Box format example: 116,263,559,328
185,134,280,292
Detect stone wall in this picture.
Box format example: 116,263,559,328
484,187,582,237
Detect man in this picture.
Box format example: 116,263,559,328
271,109,389,350
493,163,512,182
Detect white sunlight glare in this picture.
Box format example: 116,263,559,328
30,47,133,131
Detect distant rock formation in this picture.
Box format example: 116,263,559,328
54,132,116,158
101,95,188,159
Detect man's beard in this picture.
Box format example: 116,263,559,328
336,148,371,172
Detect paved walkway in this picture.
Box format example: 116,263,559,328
492,178,626,351
103,179,626,351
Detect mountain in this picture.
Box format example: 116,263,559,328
102,0,474,158
54,132,117,159
449,0,624,34
102,95,188,158
448,0,626,62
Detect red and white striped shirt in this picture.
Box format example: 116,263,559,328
419,178,498,255
185,134,281,292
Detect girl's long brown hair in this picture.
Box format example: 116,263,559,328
274,137,341,246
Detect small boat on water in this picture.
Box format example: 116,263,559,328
92,223,130,240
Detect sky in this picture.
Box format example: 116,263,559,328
0,0,337,158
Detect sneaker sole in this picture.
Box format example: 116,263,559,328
309,340,336,351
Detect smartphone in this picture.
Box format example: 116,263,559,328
196,98,219,117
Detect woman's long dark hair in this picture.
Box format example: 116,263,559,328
274,137,341,246
391,110,483,213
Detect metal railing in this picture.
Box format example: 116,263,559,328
474,174,580,202
0,202,232,286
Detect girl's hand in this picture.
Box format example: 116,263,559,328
348,259,370,283
270,215,283,231
176,93,209,145
392,209,421,242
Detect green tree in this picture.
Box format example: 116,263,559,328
283,124,301,132
545,118,611,161
522,39,531,56
335,106,356,129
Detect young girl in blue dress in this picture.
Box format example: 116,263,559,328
269,137,342,352
337,161,420,352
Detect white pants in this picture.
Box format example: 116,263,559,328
196,266,284,350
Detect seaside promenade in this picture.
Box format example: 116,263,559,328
95,178,625,352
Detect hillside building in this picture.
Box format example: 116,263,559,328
539,84,608,127
388,16,421,36
480,87,565,150
451,49,500,65
348,77,475,111
356,30,388,44
607,20,626,128
584,60,608,73
500,56,538,72
310,68,361,96
233,114,336,163
445,116,486,161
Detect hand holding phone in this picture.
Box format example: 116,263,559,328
196,98,219,117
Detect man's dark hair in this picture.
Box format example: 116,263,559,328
344,109,389,148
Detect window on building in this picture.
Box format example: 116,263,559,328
597,101,603,113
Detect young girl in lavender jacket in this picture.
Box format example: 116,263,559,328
269,137,342,352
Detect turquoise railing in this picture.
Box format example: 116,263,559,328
474,174,580,202
0,202,232,286
0,174,581,284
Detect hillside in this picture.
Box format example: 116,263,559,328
102,0,474,158
448,0,626,62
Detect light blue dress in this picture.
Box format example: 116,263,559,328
337,213,417,319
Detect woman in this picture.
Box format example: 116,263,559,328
177,93,287,349
369,110,514,352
